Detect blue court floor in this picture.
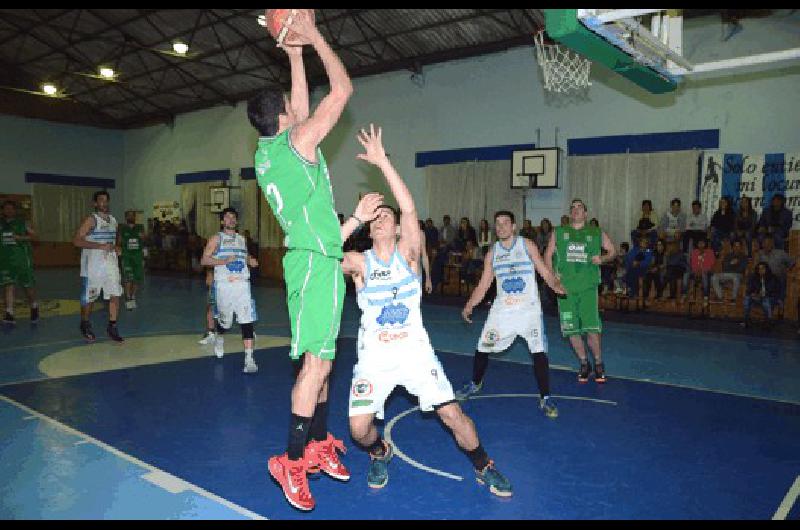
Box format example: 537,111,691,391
1,269,798,519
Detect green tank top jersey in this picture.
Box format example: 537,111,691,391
0,218,31,257
254,128,343,259
119,224,144,256
554,225,602,292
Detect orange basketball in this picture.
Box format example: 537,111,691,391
263,9,315,46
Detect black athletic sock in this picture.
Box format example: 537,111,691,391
533,352,551,398
465,443,490,471
309,401,329,443
366,437,386,458
287,414,312,460
472,350,490,385
108,320,116,327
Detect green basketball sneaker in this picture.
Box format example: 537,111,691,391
475,460,513,497
367,440,393,489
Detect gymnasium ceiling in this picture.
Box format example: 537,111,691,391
0,9,762,130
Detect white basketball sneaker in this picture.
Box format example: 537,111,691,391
214,335,224,358
243,354,258,374
198,331,216,345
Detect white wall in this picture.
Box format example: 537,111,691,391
0,114,125,219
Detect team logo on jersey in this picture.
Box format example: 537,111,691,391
482,328,499,347
376,302,409,326
352,379,373,398
226,260,245,273
501,277,526,294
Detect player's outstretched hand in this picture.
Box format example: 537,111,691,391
282,9,318,47
356,124,387,166
354,192,384,224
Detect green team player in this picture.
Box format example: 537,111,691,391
545,198,615,384
247,11,383,511
117,210,146,310
1,200,39,324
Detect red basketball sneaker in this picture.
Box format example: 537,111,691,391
268,453,315,511
304,433,350,481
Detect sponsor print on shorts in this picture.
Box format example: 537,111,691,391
481,328,500,348
560,310,575,331
351,378,374,408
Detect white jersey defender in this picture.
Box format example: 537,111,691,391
478,236,547,353
80,212,123,304
212,231,257,328
349,248,454,420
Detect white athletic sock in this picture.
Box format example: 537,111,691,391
30,302,38,309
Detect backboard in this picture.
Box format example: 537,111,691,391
512,148,559,189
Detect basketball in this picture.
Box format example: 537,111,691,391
262,9,315,46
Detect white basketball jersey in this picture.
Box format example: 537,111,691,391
357,248,429,361
213,231,250,283
491,236,541,309
80,213,118,278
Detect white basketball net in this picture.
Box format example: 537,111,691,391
534,32,592,94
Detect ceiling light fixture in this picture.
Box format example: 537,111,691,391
172,41,189,56
41,83,58,96
99,67,115,79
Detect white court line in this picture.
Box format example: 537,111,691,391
773,475,800,520
0,395,266,520
383,393,617,482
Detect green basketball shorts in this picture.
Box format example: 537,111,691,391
283,249,345,361
557,286,602,336
121,254,144,284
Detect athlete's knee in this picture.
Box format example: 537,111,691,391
241,322,254,340
435,401,465,427
349,415,373,442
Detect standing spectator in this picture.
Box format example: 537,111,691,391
624,237,654,299
757,194,793,250
754,235,795,309
709,196,736,255
742,261,780,328
439,215,456,250
519,219,535,240
659,198,686,249
477,219,491,257
643,239,667,300
424,218,439,255
535,218,553,256
664,242,687,300
683,200,709,253
682,237,715,305
712,239,747,302
734,195,758,257
455,217,477,252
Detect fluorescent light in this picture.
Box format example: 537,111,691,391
99,67,115,79
172,41,189,55
41,83,57,96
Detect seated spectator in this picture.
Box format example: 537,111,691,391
734,195,757,257
589,218,600,228
711,239,748,303
476,219,491,257
659,198,686,249
709,196,736,255
460,240,483,286
439,215,456,250
454,217,477,252
664,242,687,299
683,200,709,253
611,242,630,294
625,237,654,298
520,219,535,240
757,193,793,250
754,235,795,308
634,199,659,231
643,239,667,299
682,237,715,305
560,214,570,227
631,218,658,249
742,261,780,328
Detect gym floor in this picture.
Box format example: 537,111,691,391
1,269,798,519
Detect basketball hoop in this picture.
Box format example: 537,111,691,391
533,31,592,94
